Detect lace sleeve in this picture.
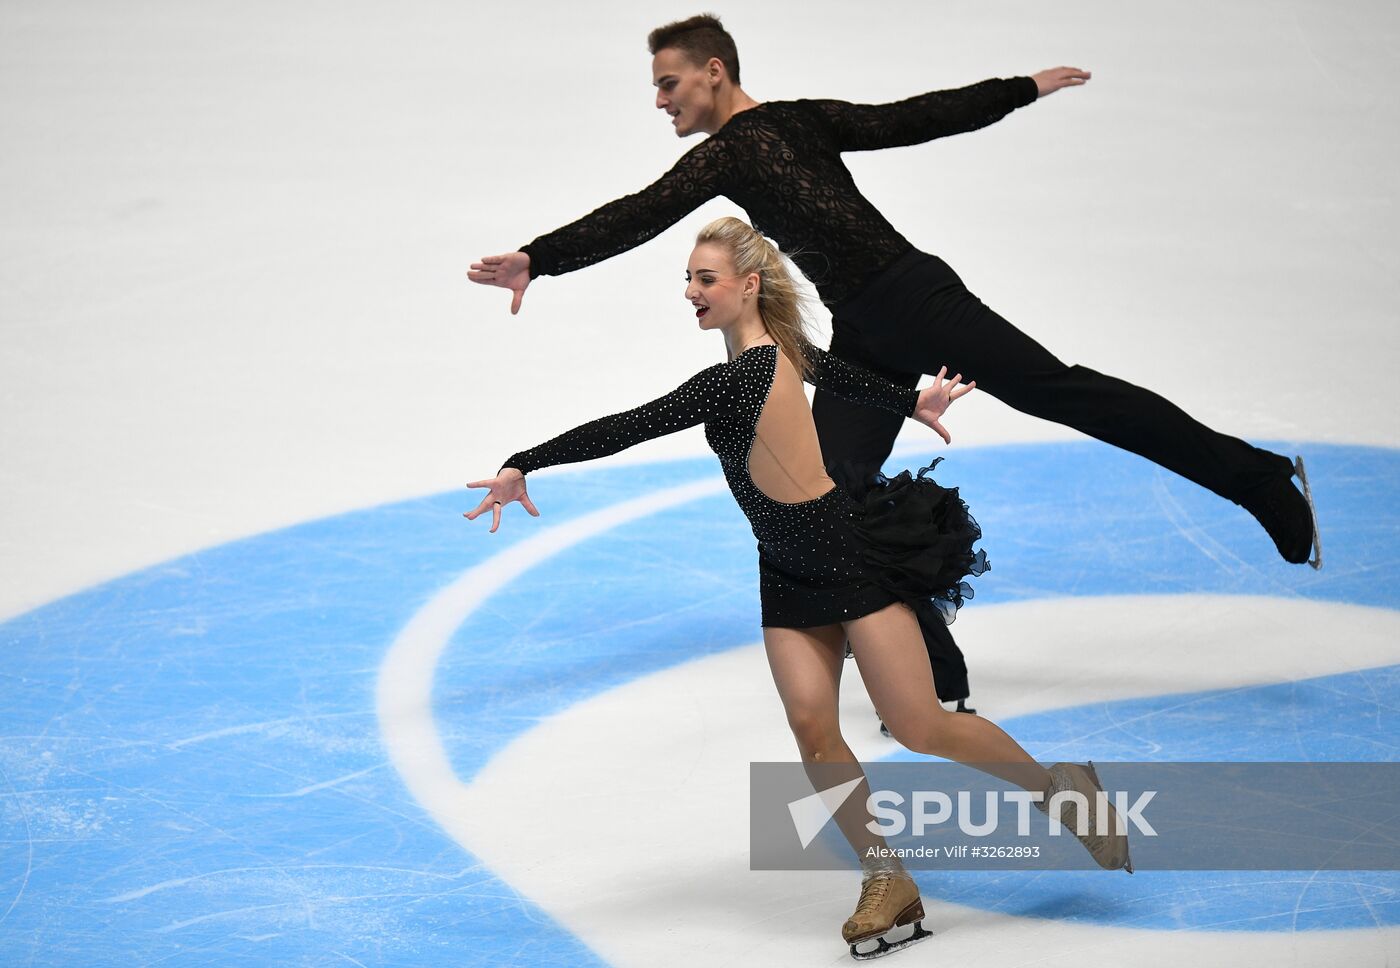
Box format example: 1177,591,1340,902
502,362,734,475
519,136,729,278
802,344,918,416
807,77,1038,151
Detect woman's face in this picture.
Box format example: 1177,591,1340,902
685,243,755,331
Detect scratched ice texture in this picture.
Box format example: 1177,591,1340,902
3,0,1399,965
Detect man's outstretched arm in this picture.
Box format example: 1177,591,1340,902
811,66,1089,152
467,138,727,314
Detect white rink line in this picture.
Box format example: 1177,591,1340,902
376,475,727,849
377,480,1400,967
465,596,1400,967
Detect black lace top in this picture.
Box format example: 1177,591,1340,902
520,77,1038,306
503,343,917,545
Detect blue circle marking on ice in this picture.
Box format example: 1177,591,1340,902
1,443,1396,965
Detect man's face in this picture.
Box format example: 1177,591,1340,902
652,47,718,137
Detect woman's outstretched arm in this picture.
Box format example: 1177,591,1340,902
804,344,974,444
465,361,734,532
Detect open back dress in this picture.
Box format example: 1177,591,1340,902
502,342,986,628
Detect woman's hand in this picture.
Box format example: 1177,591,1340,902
1032,66,1091,97
913,367,976,445
467,251,532,315
464,468,540,533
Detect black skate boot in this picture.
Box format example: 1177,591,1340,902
1239,456,1321,569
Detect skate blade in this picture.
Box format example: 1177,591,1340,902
849,920,932,961
1293,456,1322,570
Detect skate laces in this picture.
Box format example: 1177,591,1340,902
853,873,900,917
1044,766,1110,852
1066,798,1109,855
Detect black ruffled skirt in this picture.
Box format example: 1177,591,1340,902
850,458,989,625
756,458,989,628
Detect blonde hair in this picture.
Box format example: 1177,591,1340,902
694,216,816,376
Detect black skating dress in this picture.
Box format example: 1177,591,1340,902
502,343,987,629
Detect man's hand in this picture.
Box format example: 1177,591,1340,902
468,251,532,315
913,367,976,445
1031,66,1091,98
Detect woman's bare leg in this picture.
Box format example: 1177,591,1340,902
808,605,1129,872
763,623,897,866
845,603,1051,794
766,623,943,948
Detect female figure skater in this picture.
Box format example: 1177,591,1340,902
467,217,1130,960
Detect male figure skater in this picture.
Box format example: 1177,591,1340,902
469,14,1321,711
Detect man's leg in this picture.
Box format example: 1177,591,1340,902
812,337,974,705
860,279,1313,563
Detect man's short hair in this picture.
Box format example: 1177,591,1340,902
647,14,741,85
